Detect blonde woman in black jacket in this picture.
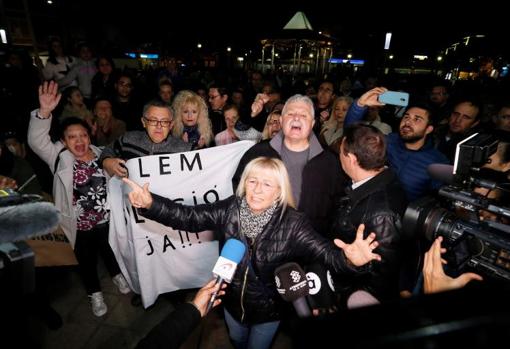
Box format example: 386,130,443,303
124,157,380,349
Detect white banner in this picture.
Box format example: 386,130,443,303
108,141,254,307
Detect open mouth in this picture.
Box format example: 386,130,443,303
401,127,413,133
75,144,86,153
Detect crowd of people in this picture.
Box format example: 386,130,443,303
1,39,510,348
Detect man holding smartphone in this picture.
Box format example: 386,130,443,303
344,87,449,202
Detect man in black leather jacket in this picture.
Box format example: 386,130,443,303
332,124,408,303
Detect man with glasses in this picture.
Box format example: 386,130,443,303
100,100,191,178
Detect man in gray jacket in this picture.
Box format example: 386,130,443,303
100,99,191,177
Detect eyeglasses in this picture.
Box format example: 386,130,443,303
208,94,221,100
143,117,172,127
268,120,280,126
246,178,277,192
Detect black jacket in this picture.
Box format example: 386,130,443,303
135,302,200,349
140,194,360,324
330,169,408,302
232,134,346,234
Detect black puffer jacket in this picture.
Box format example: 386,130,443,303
330,169,408,302
232,133,346,234
140,194,360,324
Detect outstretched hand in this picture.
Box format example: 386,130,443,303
423,236,483,294
38,81,61,118
123,177,153,209
334,224,381,267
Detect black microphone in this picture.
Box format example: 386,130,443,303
207,238,246,312
304,262,336,311
0,198,60,243
274,262,311,318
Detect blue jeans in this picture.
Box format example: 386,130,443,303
224,308,280,349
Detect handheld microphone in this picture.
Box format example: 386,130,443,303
0,201,60,243
207,238,246,312
274,262,311,318
304,262,336,311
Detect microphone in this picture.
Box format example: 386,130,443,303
274,262,311,318
207,238,246,312
304,262,336,311
428,163,454,184
0,197,60,243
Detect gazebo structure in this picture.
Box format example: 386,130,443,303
259,11,336,76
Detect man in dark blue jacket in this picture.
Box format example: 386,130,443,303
345,87,449,202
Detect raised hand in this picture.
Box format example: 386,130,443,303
334,224,381,267
123,177,153,209
423,236,483,294
357,87,388,108
250,93,268,117
38,81,62,118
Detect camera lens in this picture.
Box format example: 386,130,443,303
403,196,457,243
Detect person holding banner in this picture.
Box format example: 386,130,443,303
100,99,191,178
124,157,380,349
28,81,131,317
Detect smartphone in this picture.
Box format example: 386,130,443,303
378,91,409,107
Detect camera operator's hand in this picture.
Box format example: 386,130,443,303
423,236,483,294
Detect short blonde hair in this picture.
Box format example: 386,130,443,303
236,157,295,212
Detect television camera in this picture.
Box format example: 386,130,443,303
403,133,510,281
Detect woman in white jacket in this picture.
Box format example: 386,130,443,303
28,81,130,317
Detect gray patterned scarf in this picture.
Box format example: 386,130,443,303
239,197,278,244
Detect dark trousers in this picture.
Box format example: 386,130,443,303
74,223,121,295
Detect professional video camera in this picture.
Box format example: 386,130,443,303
403,133,510,282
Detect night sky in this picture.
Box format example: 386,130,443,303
20,0,503,57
